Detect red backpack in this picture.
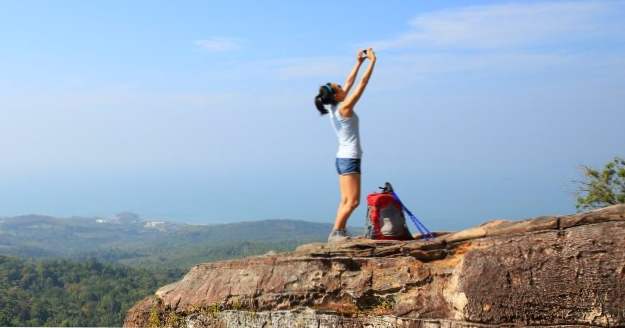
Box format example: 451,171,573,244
365,183,413,240
365,182,434,240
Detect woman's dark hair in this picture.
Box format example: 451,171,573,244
314,83,337,115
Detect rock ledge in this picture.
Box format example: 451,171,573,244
124,205,625,327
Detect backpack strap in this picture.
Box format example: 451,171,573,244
364,205,371,238
390,191,434,240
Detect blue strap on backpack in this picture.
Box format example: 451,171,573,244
390,191,434,240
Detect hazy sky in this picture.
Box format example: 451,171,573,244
1,0,624,230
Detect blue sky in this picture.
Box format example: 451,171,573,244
1,1,624,230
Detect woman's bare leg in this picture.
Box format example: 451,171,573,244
333,173,361,230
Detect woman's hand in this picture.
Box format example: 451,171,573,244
366,48,376,62
357,49,366,63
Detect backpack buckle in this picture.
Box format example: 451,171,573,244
378,182,394,193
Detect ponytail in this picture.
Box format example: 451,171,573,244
315,95,329,115
314,83,337,116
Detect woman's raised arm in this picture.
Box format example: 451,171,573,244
340,48,376,116
343,50,366,94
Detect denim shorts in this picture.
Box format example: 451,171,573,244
335,158,361,175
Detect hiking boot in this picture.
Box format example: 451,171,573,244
327,229,351,243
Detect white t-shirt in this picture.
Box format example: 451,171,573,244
328,104,362,159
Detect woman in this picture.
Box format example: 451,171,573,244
315,48,376,243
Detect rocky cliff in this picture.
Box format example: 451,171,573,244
124,205,625,327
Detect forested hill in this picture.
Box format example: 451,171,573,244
0,214,332,326
0,213,330,270
0,255,167,326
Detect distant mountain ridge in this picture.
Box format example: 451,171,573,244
0,213,331,270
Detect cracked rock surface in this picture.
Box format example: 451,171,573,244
124,205,625,327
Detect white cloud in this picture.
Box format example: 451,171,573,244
269,57,349,80
370,1,623,50
195,37,241,52
338,0,625,89
0,85,237,113
183,56,352,82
